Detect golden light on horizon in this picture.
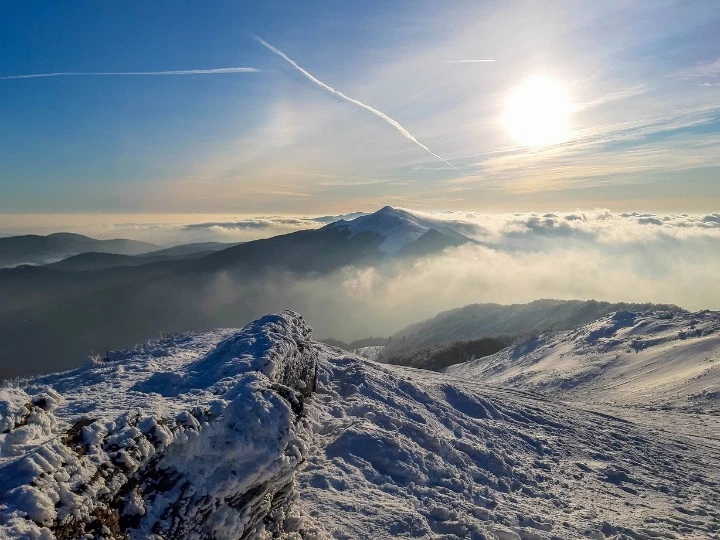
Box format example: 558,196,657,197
503,76,571,147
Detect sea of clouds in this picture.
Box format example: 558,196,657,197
186,208,720,339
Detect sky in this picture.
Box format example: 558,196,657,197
1,0,720,231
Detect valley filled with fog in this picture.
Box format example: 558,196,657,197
0,207,717,377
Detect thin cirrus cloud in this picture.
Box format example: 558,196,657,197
253,35,459,171
444,59,496,63
0,68,259,80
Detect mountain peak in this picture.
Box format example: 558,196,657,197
375,205,405,215
326,205,471,256
329,206,429,254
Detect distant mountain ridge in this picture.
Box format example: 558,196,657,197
0,232,158,268
446,309,720,412
326,205,471,255
191,205,472,272
383,299,684,358
45,242,243,272
0,207,475,377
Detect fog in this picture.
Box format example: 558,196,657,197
1,208,718,377
204,209,720,340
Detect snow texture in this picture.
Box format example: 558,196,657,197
351,346,385,361
329,206,464,255
0,311,317,539
300,343,719,538
1,309,718,539
446,310,720,413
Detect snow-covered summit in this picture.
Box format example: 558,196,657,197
447,309,720,412
327,206,468,255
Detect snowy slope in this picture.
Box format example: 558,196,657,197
446,310,720,413
328,206,468,255
0,312,318,539
351,345,385,361
1,311,718,539
300,347,720,539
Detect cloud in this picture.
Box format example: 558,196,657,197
180,212,368,233
677,58,720,78
453,112,720,194
0,68,259,80
408,208,720,249
197,208,720,341
183,218,310,231
254,35,459,171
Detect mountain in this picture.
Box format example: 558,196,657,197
44,252,147,272
45,242,243,272
1,311,716,538
196,206,473,271
446,309,720,413
383,336,514,371
325,205,471,255
0,232,158,268
137,241,242,259
383,299,684,359
0,207,474,377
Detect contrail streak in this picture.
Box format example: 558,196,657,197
254,35,459,171
0,67,259,80
445,59,496,63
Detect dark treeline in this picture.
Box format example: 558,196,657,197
322,337,389,351
380,335,515,371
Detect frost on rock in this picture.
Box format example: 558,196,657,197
0,311,318,539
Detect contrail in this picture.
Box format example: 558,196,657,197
254,35,459,171
445,59,496,64
0,67,259,80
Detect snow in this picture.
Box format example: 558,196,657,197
1,309,718,539
329,206,464,255
0,311,317,538
446,310,720,413
351,345,385,361
299,347,720,538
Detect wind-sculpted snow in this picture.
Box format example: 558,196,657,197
446,310,720,412
1,311,718,539
300,348,720,538
0,311,318,539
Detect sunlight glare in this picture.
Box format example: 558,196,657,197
503,76,571,147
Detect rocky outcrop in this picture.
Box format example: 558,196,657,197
0,311,318,539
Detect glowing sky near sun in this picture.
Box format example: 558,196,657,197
1,0,719,217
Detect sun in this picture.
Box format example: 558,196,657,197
503,76,571,147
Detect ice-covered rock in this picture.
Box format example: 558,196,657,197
0,311,318,539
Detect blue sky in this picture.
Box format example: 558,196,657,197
1,0,719,220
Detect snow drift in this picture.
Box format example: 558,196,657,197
1,310,718,539
446,309,720,412
302,343,719,539
0,312,317,539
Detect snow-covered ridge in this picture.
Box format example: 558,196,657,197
447,310,720,412
1,310,718,539
351,345,385,361
328,206,467,255
303,342,719,538
0,311,317,539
